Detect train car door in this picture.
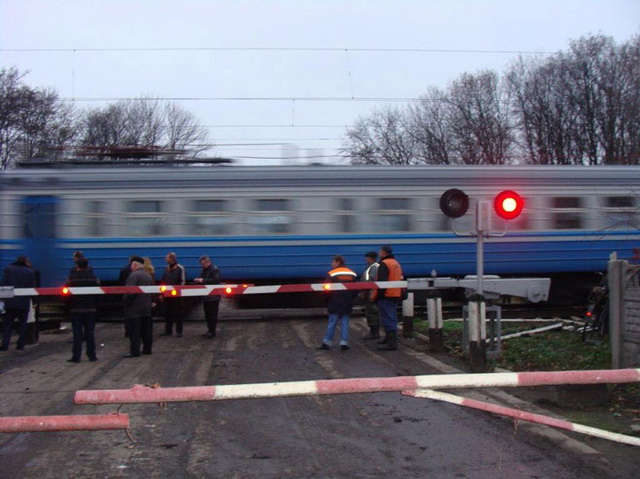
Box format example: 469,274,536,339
21,196,59,286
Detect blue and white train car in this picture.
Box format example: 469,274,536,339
1,165,638,301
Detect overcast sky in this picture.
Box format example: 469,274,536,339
1,0,638,165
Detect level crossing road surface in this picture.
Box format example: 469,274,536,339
0,313,638,478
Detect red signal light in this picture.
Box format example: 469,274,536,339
225,287,233,295
494,190,524,220
62,287,70,295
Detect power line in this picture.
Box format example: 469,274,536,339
59,96,425,102
203,125,348,128
0,46,553,55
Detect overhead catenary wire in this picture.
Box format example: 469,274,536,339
0,46,554,54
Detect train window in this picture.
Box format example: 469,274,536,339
605,196,635,208
190,200,231,236
249,199,293,234
126,201,167,236
602,196,638,229
85,201,107,237
336,198,356,233
375,198,413,232
551,196,584,229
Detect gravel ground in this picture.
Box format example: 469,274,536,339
0,310,638,478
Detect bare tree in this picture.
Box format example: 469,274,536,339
407,87,456,165
343,106,419,165
81,97,210,160
0,67,77,169
507,56,580,165
164,102,210,156
507,34,640,165
446,71,514,165
345,33,639,167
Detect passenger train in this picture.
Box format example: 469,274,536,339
1,165,639,304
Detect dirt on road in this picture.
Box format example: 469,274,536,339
0,313,638,479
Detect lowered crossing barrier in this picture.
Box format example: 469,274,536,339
404,388,640,447
0,413,129,433
74,368,640,405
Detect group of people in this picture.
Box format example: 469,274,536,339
0,251,222,362
95,251,222,360
2,244,403,361
318,244,404,352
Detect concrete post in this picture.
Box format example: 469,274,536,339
426,290,445,351
468,294,487,372
402,293,414,338
609,257,623,369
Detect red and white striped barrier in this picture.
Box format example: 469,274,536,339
0,413,129,433
74,368,640,405
404,389,640,447
7,281,407,298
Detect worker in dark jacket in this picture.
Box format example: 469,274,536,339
194,255,222,338
160,252,186,337
374,245,404,351
1,256,36,351
66,257,100,363
317,255,358,351
68,250,93,277
123,256,154,358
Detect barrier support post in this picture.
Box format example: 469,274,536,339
468,294,487,372
402,293,414,338
426,290,445,351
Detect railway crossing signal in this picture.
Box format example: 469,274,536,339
494,190,524,220
439,189,524,221
438,187,525,372
439,188,469,219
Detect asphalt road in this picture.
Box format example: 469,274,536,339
0,312,638,479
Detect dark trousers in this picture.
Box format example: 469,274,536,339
203,301,220,335
164,298,183,334
127,316,153,356
2,309,29,350
378,299,399,333
71,311,97,361
364,301,380,330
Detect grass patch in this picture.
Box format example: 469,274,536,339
499,330,610,371
411,318,639,427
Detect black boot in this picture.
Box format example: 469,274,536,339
377,331,397,351
363,326,380,340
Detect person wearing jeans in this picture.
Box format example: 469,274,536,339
317,255,357,351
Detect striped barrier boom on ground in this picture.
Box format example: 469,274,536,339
0,413,129,433
74,368,640,405
404,389,640,447
6,281,408,298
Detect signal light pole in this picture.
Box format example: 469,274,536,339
440,189,525,372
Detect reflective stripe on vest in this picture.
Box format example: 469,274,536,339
328,267,357,282
363,262,379,281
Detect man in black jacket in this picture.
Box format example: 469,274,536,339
66,257,100,363
1,256,36,351
194,255,222,338
123,256,154,357
160,252,186,337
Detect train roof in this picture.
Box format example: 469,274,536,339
1,165,640,189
